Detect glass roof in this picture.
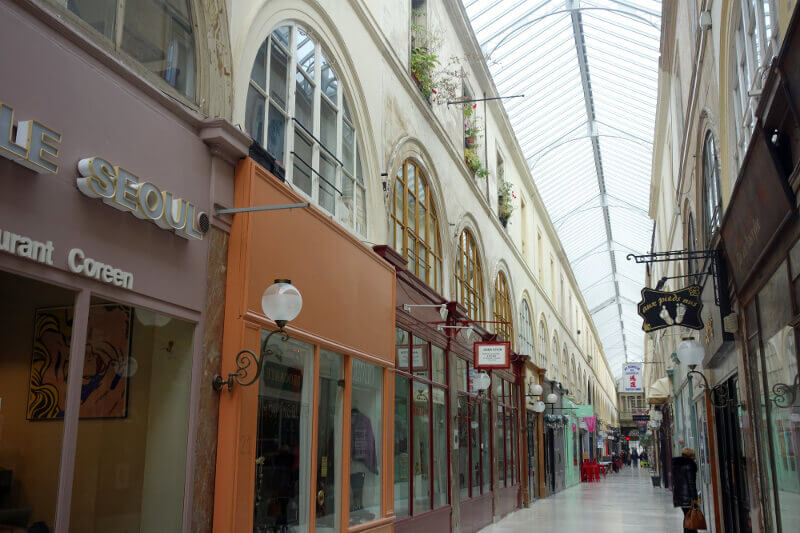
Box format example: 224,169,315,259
463,0,661,378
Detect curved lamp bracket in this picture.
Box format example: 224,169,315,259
212,326,290,392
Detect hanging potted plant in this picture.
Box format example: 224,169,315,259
498,180,514,227
463,103,479,148
464,147,488,178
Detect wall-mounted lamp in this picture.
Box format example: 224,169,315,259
213,279,303,391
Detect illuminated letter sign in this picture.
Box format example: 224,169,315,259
76,157,203,240
0,102,60,174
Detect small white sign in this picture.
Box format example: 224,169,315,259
474,341,510,369
623,363,643,392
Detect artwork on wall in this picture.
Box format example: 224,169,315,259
27,304,133,420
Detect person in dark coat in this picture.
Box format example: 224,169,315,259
672,448,699,533
631,449,639,467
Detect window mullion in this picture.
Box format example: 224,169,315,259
287,26,299,187
312,47,322,206
115,0,126,48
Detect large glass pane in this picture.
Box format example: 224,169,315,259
432,387,448,508
756,262,800,527
121,0,196,99
269,42,288,109
0,272,73,531
267,104,286,162
317,351,343,532
470,401,480,494
412,336,429,380
342,122,355,173
252,334,314,533
72,299,194,532
394,376,410,519
320,54,338,103
319,156,336,215
506,411,514,485
296,29,315,74
431,345,445,384
497,406,506,486
350,360,382,525
456,358,467,392
457,396,469,499
245,84,266,145
481,403,491,493
292,131,313,195
295,70,314,130
412,382,431,513
341,173,355,229
251,41,267,89
320,100,338,154
272,26,290,47
68,0,116,40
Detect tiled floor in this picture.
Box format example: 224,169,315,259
479,466,686,533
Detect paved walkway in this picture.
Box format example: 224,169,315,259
480,466,686,533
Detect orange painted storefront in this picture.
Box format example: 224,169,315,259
213,158,396,532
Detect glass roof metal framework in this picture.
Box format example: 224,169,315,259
464,0,660,378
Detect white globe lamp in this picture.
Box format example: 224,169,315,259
533,401,546,413
262,279,303,328
677,336,704,370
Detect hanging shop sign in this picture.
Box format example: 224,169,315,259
632,413,650,422
474,340,510,369
623,363,643,392
637,285,704,332
720,126,794,290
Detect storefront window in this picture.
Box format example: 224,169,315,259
350,360,382,525
456,359,490,500
317,350,344,532
70,300,195,532
752,259,800,530
394,329,449,516
495,377,519,487
0,272,73,530
252,334,314,533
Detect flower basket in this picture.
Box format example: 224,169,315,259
465,135,476,149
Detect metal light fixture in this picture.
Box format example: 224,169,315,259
546,392,558,404
529,383,543,396
533,401,546,413
213,279,303,391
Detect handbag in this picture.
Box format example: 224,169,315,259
684,500,707,530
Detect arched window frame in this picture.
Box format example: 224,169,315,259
391,160,442,291
454,230,484,320
550,335,558,380
729,0,780,168
538,320,547,371
702,131,723,244
518,300,535,357
245,23,367,235
493,272,514,349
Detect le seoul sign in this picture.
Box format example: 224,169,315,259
0,101,204,240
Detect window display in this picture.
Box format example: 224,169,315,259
456,358,490,500
317,350,344,532
350,360,382,525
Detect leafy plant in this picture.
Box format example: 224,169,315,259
463,103,481,139
498,180,514,220
464,148,488,178
410,11,466,104
411,48,440,101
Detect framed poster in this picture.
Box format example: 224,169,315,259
473,341,510,369
27,304,132,420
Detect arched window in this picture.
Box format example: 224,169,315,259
702,131,722,243
550,335,558,380
392,161,442,291
245,24,366,235
561,348,568,385
570,355,576,391
454,230,484,320
538,320,547,370
729,0,779,168
68,0,196,98
493,272,514,349
518,300,534,357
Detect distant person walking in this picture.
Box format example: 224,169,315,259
632,449,639,467
672,448,701,533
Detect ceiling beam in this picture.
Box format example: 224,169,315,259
569,5,628,363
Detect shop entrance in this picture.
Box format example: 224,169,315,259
714,376,751,533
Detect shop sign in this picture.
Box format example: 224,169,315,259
0,102,60,174
397,344,427,370
623,363,643,392
721,128,794,290
76,157,204,240
474,341,510,369
637,285,704,332
632,413,650,422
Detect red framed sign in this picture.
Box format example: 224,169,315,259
473,341,511,369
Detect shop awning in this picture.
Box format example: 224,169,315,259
647,376,672,404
